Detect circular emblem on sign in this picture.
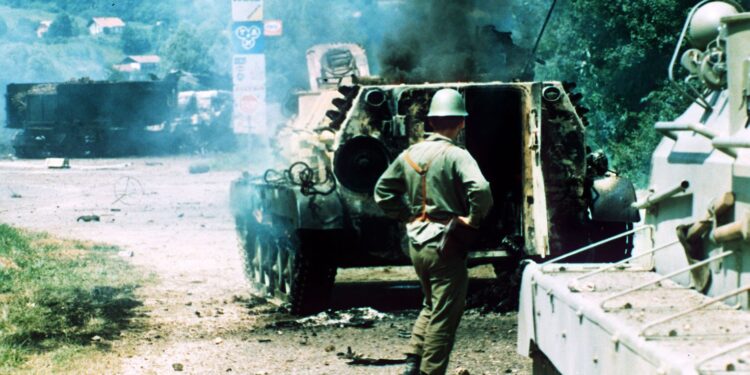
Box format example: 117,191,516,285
235,25,262,51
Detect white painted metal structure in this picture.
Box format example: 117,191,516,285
518,2,750,373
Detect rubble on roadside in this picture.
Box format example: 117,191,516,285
268,307,390,329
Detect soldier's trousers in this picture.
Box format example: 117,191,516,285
406,242,469,375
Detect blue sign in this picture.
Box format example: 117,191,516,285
232,21,264,54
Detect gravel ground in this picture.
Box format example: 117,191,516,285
0,155,530,375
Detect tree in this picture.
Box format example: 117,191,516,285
160,26,213,74
534,0,696,185
120,26,152,55
46,13,76,39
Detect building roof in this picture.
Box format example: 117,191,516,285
89,17,125,28
122,55,161,64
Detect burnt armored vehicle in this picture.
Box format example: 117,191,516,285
6,74,234,158
230,43,640,314
517,1,750,373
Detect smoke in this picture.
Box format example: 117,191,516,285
379,0,548,83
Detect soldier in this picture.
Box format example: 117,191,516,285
374,88,493,375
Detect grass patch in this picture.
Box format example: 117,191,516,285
0,224,143,371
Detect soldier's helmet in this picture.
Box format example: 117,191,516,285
427,88,468,117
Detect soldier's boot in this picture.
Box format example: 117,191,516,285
402,354,421,375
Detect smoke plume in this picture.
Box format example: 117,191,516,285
379,0,546,83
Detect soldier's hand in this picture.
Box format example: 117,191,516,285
458,216,477,228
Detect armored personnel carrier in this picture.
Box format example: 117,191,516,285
5,73,234,158
230,43,639,314
517,1,750,373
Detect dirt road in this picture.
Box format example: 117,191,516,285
0,156,530,374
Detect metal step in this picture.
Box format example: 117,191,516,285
518,226,750,374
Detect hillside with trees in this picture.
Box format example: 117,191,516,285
0,0,231,139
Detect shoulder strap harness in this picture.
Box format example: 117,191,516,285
403,143,452,222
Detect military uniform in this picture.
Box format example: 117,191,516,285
375,133,493,375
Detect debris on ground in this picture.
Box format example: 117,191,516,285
455,367,471,375
188,163,211,174
337,346,406,366
76,215,101,223
268,307,390,329
45,158,70,169
172,363,184,372
9,188,21,198
233,294,269,309
118,250,134,258
77,162,132,171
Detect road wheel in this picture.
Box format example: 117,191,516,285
237,220,256,280
251,232,276,296
276,243,295,295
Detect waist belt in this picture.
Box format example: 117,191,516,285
403,143,452,223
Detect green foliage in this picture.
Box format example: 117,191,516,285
0,224,143,369
120,25,152,55
0,39,116,82
536,0,695,185
0,0,179,24
0,346,25,369
45,13,76,39
160,25,213,74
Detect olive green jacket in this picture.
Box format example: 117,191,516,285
374,134,493,246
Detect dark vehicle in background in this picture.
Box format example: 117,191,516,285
6,73,234,158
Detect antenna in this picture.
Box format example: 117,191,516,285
522,0,559,78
